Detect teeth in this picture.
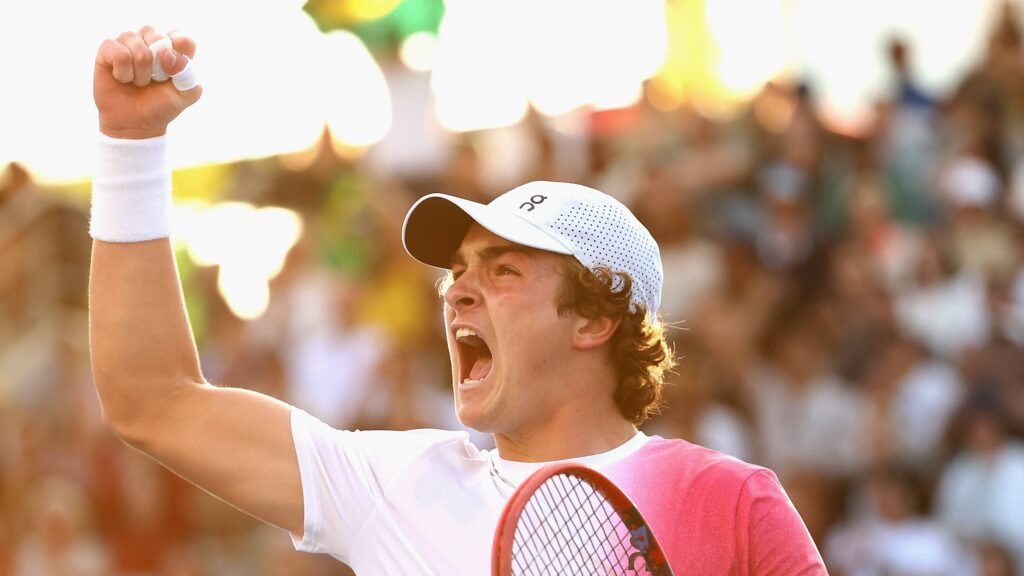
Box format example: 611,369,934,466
462,377,483,386
455,327,478,341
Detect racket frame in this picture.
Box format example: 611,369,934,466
492,462,674,576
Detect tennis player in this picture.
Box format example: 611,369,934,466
90,28,827,574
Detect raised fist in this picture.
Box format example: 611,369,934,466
94,26,202,140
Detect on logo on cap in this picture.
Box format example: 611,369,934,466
518,195,548,212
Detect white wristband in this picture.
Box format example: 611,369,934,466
90,134,172,243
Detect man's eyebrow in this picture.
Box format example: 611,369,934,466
449,244,533,268
479,245,534,261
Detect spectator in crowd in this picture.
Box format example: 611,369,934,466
825,463,973,576
936,390,1024,571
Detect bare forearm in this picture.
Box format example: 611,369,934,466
88,111,204,434
89,238,205,431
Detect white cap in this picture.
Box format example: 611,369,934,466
403,181,663,319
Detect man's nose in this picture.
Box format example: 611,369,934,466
443,270,480,310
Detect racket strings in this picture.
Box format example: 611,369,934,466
516,477,634,574
510,474,652,576
526,478,619,574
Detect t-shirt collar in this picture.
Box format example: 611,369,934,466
489,430,650,487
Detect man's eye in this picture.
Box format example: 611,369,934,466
497,265,518,276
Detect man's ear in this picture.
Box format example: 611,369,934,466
572,315,621,350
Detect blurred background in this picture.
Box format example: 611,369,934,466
2,0,1024,574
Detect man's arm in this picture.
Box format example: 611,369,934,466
738,470,828,575
89,26,303,535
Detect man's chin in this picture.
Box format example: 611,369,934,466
455,405,498,434
454,374,499,429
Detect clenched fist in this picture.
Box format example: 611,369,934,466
94,26,202,140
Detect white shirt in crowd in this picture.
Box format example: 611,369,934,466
936,441,1024,572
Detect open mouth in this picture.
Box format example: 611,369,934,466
455,327,493,385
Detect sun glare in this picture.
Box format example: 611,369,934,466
431,0,531,132
177,201,303,320
0,0,1008,179
323,31,394,147
432,0,667,129
705,0,788,98
0,0,390,183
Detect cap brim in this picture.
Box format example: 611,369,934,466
402,193,572,269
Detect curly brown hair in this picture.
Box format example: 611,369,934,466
554,257,675,425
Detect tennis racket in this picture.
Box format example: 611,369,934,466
492,462,675,576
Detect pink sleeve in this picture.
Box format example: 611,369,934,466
736,470,827,575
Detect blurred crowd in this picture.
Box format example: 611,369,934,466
4,5,1024,576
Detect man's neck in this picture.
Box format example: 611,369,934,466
493,353,637,462
493,414,638,463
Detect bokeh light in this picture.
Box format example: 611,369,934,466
400,31,439,72
322,31,393,147
178,202,303,320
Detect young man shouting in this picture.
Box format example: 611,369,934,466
89,27,826,574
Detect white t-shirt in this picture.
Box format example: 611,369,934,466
288,408,651,574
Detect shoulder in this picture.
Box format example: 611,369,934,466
611,436,779,507
291,408,484,474
637,436,769,485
